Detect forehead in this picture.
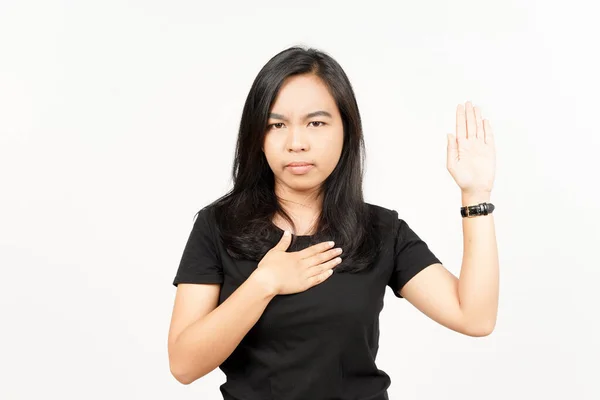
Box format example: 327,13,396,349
270,74,336,112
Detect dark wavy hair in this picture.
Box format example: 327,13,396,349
200,46,382,274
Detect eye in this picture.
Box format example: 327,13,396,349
309,121,326,127
267,123,285,130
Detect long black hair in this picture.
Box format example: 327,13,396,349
201,46,383,274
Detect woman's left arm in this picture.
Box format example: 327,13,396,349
400,101,499,337
400,195,499,337
457,190,498,333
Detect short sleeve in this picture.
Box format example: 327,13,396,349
172,206,224,287
388,213,442,298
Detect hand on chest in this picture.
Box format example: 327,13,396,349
221,256,389,340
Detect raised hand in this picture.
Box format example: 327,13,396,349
446,101,496,195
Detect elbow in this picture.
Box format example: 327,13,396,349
463,320,496,337
168,336,219,384
169,356,212,385
169,349,195,385
172,374,192,385
169,340,199,384
170,363,194,385
460,313,496,337
169,345,192,384
465,326,494,337
171,363,205,385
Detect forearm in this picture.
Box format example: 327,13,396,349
457,191,499,334
171,270,276,384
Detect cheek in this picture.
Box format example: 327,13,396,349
328,126,344,146
318,131,344,163
262,138,280,165
263,152,280,171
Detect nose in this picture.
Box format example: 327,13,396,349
286,127,309,152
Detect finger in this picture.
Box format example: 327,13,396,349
309,256,342,277
307,247,343,267
309,267,335,286
298,240,335,259
484,119,495,145
474,106,484,142
274,230,292,250
456,104,467,140
466,101,476,139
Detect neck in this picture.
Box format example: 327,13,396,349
273,184,323,235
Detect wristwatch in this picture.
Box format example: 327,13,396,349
461,202,495,218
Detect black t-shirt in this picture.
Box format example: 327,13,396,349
172,202,441,400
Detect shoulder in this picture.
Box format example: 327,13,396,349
191,204,220,236
193,204,213,224
365,202,401,228
365,202,418,243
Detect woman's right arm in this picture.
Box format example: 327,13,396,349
168,269,276,385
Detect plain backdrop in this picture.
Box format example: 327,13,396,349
1,0,599,399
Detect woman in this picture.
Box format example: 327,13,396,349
168,46,499,399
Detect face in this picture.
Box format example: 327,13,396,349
263,74,344,196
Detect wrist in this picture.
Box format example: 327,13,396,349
461,190,491,206
249,269,279,299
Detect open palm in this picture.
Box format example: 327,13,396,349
447,101,496,194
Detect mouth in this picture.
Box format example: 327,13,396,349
285,163,314,175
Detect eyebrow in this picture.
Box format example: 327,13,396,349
268,110,333,122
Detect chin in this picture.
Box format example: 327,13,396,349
285,180,323,192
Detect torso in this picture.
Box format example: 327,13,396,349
214,203,398,400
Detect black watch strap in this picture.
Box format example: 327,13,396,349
461,202,495,218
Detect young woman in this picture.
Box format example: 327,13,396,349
168,46,499,399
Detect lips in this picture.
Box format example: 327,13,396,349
285,162,314,175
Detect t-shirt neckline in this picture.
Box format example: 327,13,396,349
270,223,314,239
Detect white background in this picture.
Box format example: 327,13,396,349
1,0,599,399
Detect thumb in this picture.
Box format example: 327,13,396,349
275,230,292,251
447,133,458,169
